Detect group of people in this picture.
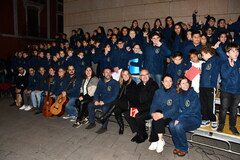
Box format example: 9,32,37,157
10,12,240,157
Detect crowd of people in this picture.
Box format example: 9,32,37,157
8,11,240,157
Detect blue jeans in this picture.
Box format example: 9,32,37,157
88,102,112,129
65,97,78,116
169,119,199,152
31,91,43,108
150,74,162,87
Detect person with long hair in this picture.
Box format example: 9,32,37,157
169,77,201,157
73,66,99,128
170,22,187,53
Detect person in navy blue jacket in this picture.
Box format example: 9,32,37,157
120,26,131,46
111,39,130,73
86,68,119,133
163,16,175,44
199,44,225,130
22,52,31,70
167,52,188,85
227,17,240,46
169,77,201,157
73,51,89,77
170,23,187,54
127,29,143,49
148,75,179,153
182,31,202,64
61,65,82,121
51,67,67,97
19,67,38,111
38,51,49,70
217,43,240,135
143,32,171,87
70,30,77,49
151,19,164,35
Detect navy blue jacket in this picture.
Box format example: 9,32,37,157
26,73,38,91
93,78,119,104
221,59,240,94
182,43,202,64
73,56,89,77
143,44,171,74
176,88,201,127
92,52,113,74
228,21,240,45
150,86,179,120
64,75,82,98
112,48,130,69
35,73,48,91
53,76,68,96
167,62,188,85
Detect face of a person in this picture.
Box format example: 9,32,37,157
122,71,130,81
49,68,55,76
85,67,92,78
133,45,141,53
129,31,136,38
103,69,112,80
219,34,227,43
155,20,161,27
201,51,211,61
122,29,128,36
174,25,181,35
190,54,199,63
60,51,65,58
227,48,239,61
206,28,213,35
167,18,173,25
29,68,35,76
192,34,201,45
151,35,160,45
208,19,215,26
162,76,173,89
133,21,138,28
105,45,111,52
18,67,24,74
111,35,117,42
201,36,207,45
39,67,46,75
67,66,75,75
172,56,183,65
187,31,192,40
78,52,84,59
117,41,124,49
219,20,225,28
139,70,150,84
58,69,65,77
179,79,189,91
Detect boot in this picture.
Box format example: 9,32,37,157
75,100,83,122
115,115,124,135
96,104,116,124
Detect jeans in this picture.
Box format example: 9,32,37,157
88,102,113,129
65,97,78,116
169,119,199,152
150,74,162,87
31,91,43,108
219,91,240,127
23,92,33,106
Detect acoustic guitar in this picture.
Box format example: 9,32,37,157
50,76,76,116
42,76,54,117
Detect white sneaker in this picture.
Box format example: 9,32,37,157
19,105,26,110
156,139,165,153
62,115,71,119
148,142,158,150
70,116,77,122
24,106,32,111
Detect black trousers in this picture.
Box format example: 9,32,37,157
75,98,92,121
149,118,172,142
124,111,151,136
200,87,216,121
219,91,240,127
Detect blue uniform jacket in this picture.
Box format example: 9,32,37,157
167,62,188,85
221,59,240,94
64,75,82,98
93,78,119,104
92,52,113,74
26,74,38,91
73,56,89,77
143,44,171,74
35,73,48,91
176,88,201,126
112,48,130,69
150,87,179,120
182,43,202,64
54,76,68,96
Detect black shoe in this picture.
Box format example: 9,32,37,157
10,102,16,106
96,127,107,134
217,124,224,133
96,117,106,124
34,111,42,115
85,123,96,129
136,134,148,144
131,134,139,142
229,127,240,135
119,127,124,135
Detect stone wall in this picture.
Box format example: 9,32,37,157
64,0,240,36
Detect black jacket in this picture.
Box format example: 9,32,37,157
134,78,159,113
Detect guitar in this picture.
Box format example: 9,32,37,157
42,76,54,117
50,76,76,116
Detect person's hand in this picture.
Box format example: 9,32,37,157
51,95,56,98
227,19,233,25
193,9,198,14
99,101,104,105
27,90,32,94
132,109,139,118
212,41,221,49
229,57,235,67
166,58,171,63
155,41,162,47
128,61,131,66
79,96,83,101
91,48,95,54
152,112,164,121
143,32,148,37
94,101,99,106
62,91,66,97
174,120,179,126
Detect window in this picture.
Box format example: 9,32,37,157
27,6,39,36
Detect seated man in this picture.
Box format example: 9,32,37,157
124,69,159,143
86,68,119,134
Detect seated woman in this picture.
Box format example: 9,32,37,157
148,75,179,153
169,77,201,157
97,69,137,134
73,66,99,128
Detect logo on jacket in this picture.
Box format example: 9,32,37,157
107,86,111,91
81,61,85,66
167,99,172,106
44,80,46,84
34,79,36,83
206,64,212,70
155,48,160,54
60,82,63,86
85,50,88,54
177,70,182,76
107,57,111,62
185,100,190,107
